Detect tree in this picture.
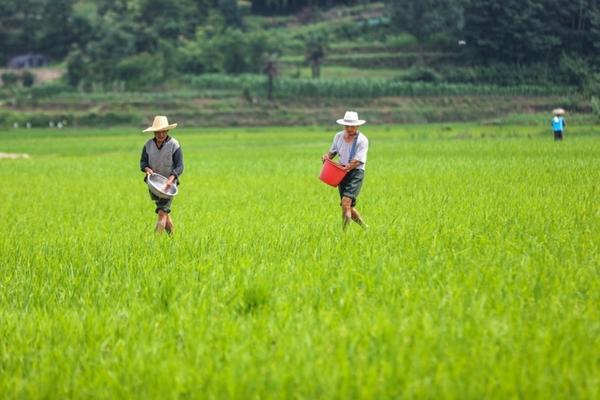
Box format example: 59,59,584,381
263,53,279,101
463,0,598,64
38,0,76,59
305,33,328,79
385,0,468,42
21,70,36,87
83,12,137,85
218,0,243,28
251,0,374,14
66,45,86,87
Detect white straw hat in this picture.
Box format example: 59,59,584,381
336,111,366,126
143,115,178,133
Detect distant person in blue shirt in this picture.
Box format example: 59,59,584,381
551,110,566,141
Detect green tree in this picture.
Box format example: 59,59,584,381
218,0,243,28
38,0,76,59
385,0,468,42
305,33,328,79
66,45,86,87
21,70,35,87
263,53,279,101
463,0,598,64
84,12,137,85
116,52,163,89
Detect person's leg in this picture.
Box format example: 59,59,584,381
338,169,365,231
156,210,168,233
341,196,353,230
165,214,174,234
351,207,367,229
153,196,173,234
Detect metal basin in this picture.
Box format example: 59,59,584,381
147,173,178,199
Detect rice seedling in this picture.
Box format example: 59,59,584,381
0,123,598,398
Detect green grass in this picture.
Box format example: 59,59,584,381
282,66,404,79
0,123,599,398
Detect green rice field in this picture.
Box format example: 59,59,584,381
1,123,598,398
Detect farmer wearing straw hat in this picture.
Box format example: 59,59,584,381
551,108,566,141
322,111,369,230
140,116,184,234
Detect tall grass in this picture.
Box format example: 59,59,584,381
0,124,598,398
186,75,573,98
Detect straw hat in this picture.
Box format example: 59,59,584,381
552,108,565,116
336,111,366,126
143,115,178,132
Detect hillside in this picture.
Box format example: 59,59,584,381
0,1,598,128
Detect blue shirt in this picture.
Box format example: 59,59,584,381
552,116,565,132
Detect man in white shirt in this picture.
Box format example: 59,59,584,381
321,111,369,230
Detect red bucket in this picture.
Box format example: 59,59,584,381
319,159,347,187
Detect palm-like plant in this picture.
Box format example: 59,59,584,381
263,53,279,101
304,33,328,79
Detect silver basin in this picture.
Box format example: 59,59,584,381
147,173,178,199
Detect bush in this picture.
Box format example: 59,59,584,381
592,96,600,121
21,70,35,87
398,67,442,83
116,53,164,90
66,47,86,87
385,33,418,48
1,72,19,86
30,82,73,99
559,54,592,89
440,64,558,86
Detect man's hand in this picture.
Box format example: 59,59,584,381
145,167,154,176
344,160,361,172
164,175,175,190
322,152,332,163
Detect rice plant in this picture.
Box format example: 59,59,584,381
0,123,598,399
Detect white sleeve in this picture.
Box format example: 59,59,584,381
353,137,368,163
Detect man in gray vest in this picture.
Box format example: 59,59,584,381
140,116,184,234
322,111,369,230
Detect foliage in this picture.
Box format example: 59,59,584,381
463,0,598,64
1,72,20,86
116,53,164,90
304,33,328,79
251,0,375,14
184,74,571,98
592,96,600,120
558,54,594,89
66,46,86,87
394,67,441,83
192,29,281,74
0,0,597,92
20,70,35,87
386,0,468,41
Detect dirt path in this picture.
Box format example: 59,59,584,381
0,67,63,85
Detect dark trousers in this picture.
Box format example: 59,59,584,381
554,131,563,141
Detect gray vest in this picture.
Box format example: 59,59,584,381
144,138,180,178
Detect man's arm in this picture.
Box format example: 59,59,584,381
344,159,363,171
171,147,184,177
321,151,337,162
165,147,184,188
140,146,152,174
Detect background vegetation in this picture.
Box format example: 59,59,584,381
0,0,598,127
